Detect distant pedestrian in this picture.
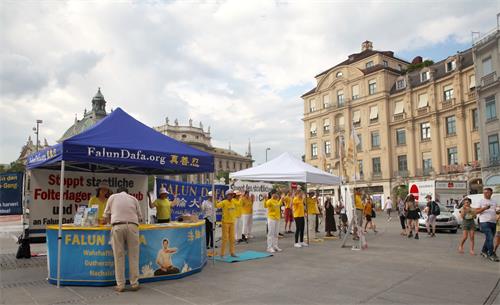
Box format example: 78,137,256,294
283,191,294,233
293,190,306,248
458,197,476,255
405,194,420,239
363,197,377,233
476,188,499,262
397,197,407,236
264,190,283,253
104,187,142,292
425,194,439,237
384,196,393,221
324,196,337,237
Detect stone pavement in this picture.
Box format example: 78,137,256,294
1,218,499,305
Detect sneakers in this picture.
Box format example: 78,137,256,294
488,254,500,262
414,234,419,240
267,248,276,253
300,242,309,247
294,243,302,248
274,247,283,252
431,233,436,237
130,284,140,291
480,251,488,258
408,232,413,238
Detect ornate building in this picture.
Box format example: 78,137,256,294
154,118,253,184
17,137,50,164
301,41,482,198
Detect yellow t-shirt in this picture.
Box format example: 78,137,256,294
283,196,292,209
292,196,305,218
264,198,282,220
306,197,319,214
240,197,253,215
232,198,242,218
216,199,236,223
153,198,172,220
354,194,363,210
88,196,107,219
364,202,373,216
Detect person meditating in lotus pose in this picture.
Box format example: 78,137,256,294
154,238,180,276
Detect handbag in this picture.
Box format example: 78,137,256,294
371,208,376,218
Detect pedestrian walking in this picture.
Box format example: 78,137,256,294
363,197,377,233
476,188,499,262
384,196,393,221
241,190,253,240
405,194,420,239
264,190,283,253
324,196,337,237
425,194,439,237
293,189,306,248
216,189,237,258
103,187,143,292
494,209,500,256
397,197,407,236
458,197,476,255
201,191,215,249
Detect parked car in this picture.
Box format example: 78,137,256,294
452,194,500,227
418,202,458,233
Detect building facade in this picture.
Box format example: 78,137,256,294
154,119,253,184
301,41,482,199
473,25,500,189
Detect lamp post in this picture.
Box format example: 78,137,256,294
33,119,43,151
265,147,270,162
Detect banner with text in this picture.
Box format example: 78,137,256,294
232,181,273,221
28,169,148,235
0,172,23,215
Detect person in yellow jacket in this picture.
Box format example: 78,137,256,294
283,191,294,234
306,191,320,242
240,190,253,241
148,187,179,223
353,189,364,240
216,189,237,257
264,190,283,253
232,190,244,242
88,181,111,223
292,189,306,248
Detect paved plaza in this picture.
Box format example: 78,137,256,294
1,218,499,305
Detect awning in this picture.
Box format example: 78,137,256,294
394,101,404,115
369,106,378,120
418,94,428,108
353,110,361,123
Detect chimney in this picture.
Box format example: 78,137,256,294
361,40,373,52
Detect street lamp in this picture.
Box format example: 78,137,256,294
265,147,271,162
32,119,43,151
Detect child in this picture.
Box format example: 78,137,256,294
458,197,476,255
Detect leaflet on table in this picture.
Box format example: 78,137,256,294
74,205,98,226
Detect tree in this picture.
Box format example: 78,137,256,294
216,171,229,184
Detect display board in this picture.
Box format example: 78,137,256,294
232,181,273,221
0,172,23,215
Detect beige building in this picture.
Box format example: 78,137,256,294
472,24,500,189
301,41,482,199
154,118,253,184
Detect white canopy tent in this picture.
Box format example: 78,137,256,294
229,152,342,185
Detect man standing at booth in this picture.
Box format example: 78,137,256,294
104,187,143,292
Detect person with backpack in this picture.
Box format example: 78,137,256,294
425,194,440,237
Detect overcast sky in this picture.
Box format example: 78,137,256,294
0,0,498,165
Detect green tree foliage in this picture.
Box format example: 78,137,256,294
404,60,434,73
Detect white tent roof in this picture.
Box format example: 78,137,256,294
229,152,342,185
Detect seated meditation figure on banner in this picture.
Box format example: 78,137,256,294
154,238,180,276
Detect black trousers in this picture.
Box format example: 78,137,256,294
205,218,214,248
294,217,305,243
399,215,406,230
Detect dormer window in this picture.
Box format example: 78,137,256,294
366,61,374,68
421,71,430,82
446,60,456,72
336,71,343,78
396,79,406,90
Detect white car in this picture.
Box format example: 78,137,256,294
452,194,500,227
418,202,459,233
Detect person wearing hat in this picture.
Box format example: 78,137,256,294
148,186,178,223
201,191,215,249
216,189,237,257
88,181,111,222
264,190,283,253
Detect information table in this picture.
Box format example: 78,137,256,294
46,221,207,286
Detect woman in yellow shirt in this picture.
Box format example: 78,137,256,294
148,187,178,223
292,189,306,248
88,181,110,222
216,189,237,258
240,190,253,240
264,190,283,253
283,191,294,234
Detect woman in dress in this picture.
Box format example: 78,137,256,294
458,197,476,255
405,194,420,239
324,197,337,237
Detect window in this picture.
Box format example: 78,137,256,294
421,71,430,82
372,157,381,176
358,160,364,178
483,57,493,76
489,134,499,161
421,122,431,140
368,80,377,95
469,74,476,90
398,155,408,172
446,116,456,136
383,60,388,67
352,85,359,100
396,79,406,90
369,105,379,123
336,115,345,128
337,90,345,107
474,142,481,161
446,60,456,72
443,85,453,101
472,108,479,130
323,118,330,132
310,122,317,136
394,101,404,115
233,162,236,169
396,128,406,145
447,147,458,165
422,152,432,174
371,131,380,149
309,99,316,112
336,71,343,78
366,61,374,68
356,134,362,151
323,95,330,108
418,93,428,108
311,143,318,159
218,160,222,169
353,110,361,127
398,64,403,71
325,141,331,155
485,96,497,121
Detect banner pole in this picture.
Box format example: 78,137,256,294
305,184,309,245
211,173,216,265
56,160,65,288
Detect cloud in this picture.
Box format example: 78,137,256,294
0,0,498,165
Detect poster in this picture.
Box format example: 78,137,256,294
28,169,148,237
154,178,228,222
232,181,273,221
0,172,23,215
46,223,206,286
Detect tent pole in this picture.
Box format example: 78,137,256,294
211,173,216,265
56,160,65,288
305,184,309,245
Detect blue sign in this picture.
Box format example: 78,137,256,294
0,172,23,215
46,223,207,286
155,178,228,222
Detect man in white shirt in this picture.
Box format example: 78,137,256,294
104,187,143,291
201,191,215,249
384,197,393,221
476,187,499,262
